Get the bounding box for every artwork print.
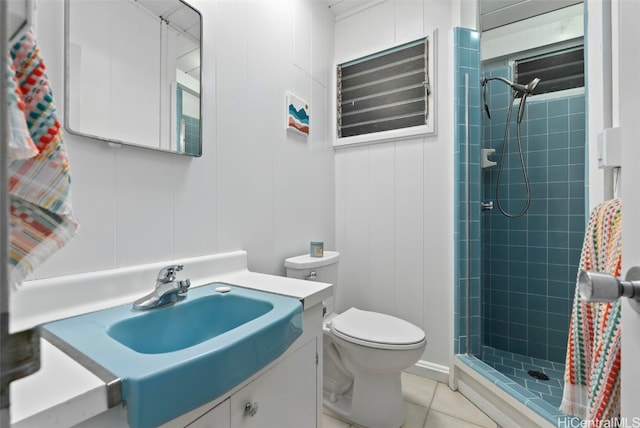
[286,92,309,136]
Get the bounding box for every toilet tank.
[285,251,339,315]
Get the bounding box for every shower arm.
[482,76,529,92]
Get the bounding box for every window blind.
[515,47,584,97]
[337,38,429,138]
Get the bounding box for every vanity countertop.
[9,251,333,427]
[220,270,331,310]
[11,338,108,428]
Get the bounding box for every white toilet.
[285,251,426,428]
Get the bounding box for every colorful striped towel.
[6,60,38,161]
[561,198,621,423]
[7,28,79,289]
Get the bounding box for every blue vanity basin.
[107,293,274,354]
[43,283,303,428]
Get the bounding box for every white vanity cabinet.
[11,252,332,428]
[231,338,316,427]
[64,303,323,428]
[186,399,230,427]
[187,338,317,428]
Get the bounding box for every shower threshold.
[454,353,580,428]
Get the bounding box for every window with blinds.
[515,46,584,97]
[337,38,430,139]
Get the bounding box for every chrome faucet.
[132,265,191,310]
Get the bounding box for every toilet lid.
[330,308,425,350]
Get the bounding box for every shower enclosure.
[453,26,587,426]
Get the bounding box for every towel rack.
[598,126,621,199]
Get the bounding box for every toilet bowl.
[285,252,427,428]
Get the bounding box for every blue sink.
[43,283,303,428]
[107,293,274,354]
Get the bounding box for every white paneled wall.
[30,0,456,372]
[214,0,335,276]
[29,0,335,282]
[334,0,459,368]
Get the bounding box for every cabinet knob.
[244,401,259,417]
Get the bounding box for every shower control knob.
[578,268,640,313]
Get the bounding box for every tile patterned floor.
[322,372,498,428]
[481,346,565,408]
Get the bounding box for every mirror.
[64,0,202,156]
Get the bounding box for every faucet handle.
[177,279,191,294]
[157,264,184,282]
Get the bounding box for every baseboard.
[404,359,449,384]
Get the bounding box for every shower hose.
[494,92,531,218]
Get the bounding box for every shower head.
[524,77,541,94]
[516,78,542,123]
[481,76,542,122]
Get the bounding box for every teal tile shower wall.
[481,66,586,362]
[454,27,482,355]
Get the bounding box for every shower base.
[481,346,564,408]
[454,352,578,427]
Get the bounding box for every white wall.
[29,0,335,280]
[585,0,609,209]
[334,0,460,369]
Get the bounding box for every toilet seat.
[330,308,425,350]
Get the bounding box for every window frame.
[333,30,437,148]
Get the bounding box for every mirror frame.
[62,0,203,157]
